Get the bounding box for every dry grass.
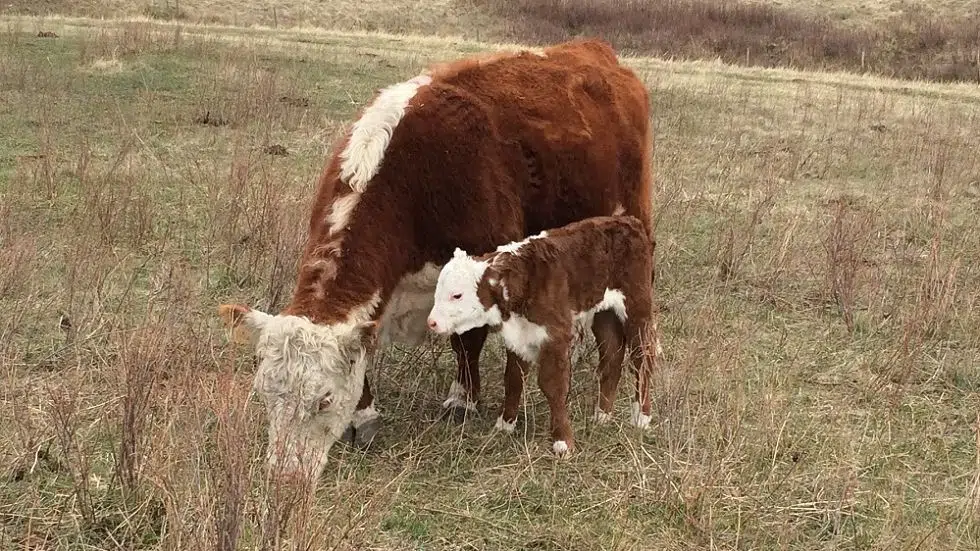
[2,14,980,550]
[0,0,502,38]
[481,0,980,83]
[4,0,980,83]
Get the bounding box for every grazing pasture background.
[1,1,980,550]
[4,0,980,82]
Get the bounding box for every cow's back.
[301,38,655,295]
[427,40,653,238]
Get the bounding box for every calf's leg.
[443,326,488,420]
[536,344,574,456]
[625,320,655,429]
[591,310,626,423]
[495,351,528,433]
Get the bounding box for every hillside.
[3,0,980,82]
[1,11,980,551]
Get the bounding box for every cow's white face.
[218,305,375,484]
[427,248,502,335]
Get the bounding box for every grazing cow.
[426,215,656,456]
[217,38,655,484]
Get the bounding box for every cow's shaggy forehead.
[250,314,358,401]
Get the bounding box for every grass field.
[2,9,980,551]
[4,0,980,83]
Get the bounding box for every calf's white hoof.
[442,382,477,423]
[630,402,652,429]
[592,408,613,425]
[552,440,570,456]
[494,415,516,433]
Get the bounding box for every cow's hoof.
[452,405,470,424]
[340,425,356,445]
[353,418,381,449]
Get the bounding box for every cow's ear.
[218,304,270,345]
[353,320,379,349]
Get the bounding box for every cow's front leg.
[443,326,488,422]
[342,376,381,448]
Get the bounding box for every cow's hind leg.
[443,326,488,422]
[591,309,626,424]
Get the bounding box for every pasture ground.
[1,13,980,551]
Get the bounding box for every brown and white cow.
[218,38,654,484]
[426,216,657,456]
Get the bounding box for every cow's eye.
[318,394,333,412]
[451,293,462,300]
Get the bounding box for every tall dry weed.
[114,321,165,500]
[47,385,97,527]
[822,197,876,333]
[208,357,255,551]
[717,185,777,282]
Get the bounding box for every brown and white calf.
[217,38,655,484]
[426,215,657,456]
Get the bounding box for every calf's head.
[218,304,377,484]
[427,248,503,335]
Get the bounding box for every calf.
[426,215,657,455]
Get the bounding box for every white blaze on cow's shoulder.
[339,74,432,193]
[311,75,432,284]
[325,192,361,237]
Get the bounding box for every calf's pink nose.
[427,318,438,330]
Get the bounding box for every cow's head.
[218,304,377,484]
[427,248,503,335]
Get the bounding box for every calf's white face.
[218,305,375,484]
[427,248,501,335]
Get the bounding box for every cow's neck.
[283,218,414,326]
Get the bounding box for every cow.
[217,38,655,485]
[425,215,657,456]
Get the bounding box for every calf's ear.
[217,303,271,345]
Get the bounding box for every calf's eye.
[318,394,333,411]
[451,293,462,300]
